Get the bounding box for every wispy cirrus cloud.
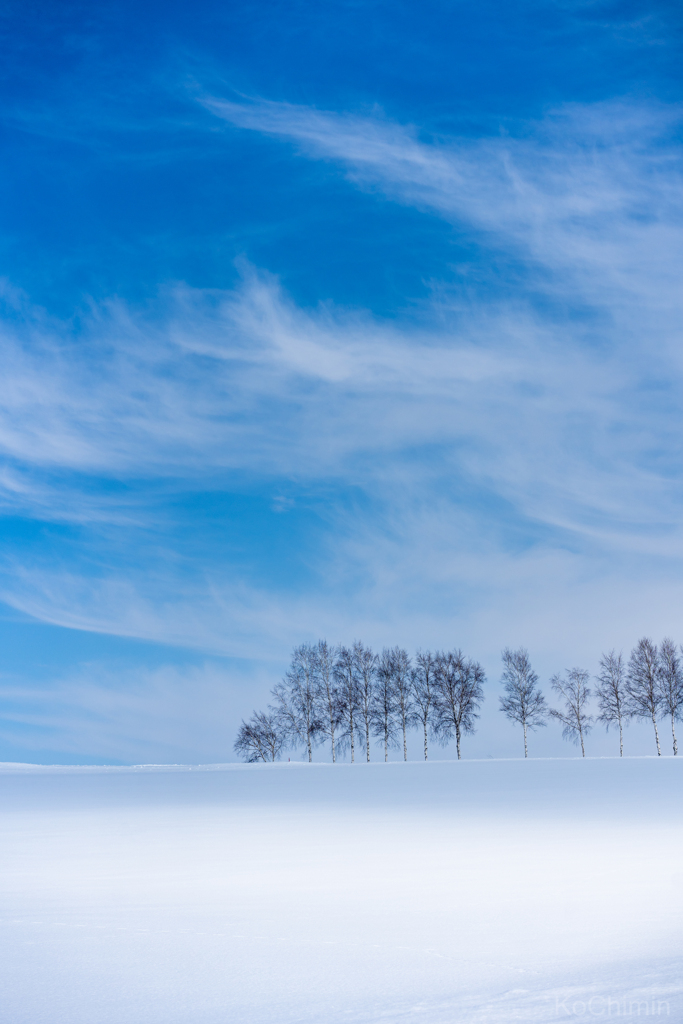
[203,94,683,316]
[0,265,682,663]
[2,95,683,664]
[0,259,679,544]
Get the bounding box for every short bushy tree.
[234,711,284,763]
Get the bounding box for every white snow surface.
[1,757,681,1023]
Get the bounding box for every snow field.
[0,757,681,1023]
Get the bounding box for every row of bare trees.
[235,641,485,763]
[234,637,683,762]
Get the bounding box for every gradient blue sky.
[2,0,683,762]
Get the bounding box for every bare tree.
[234,711,284,763]
[353,641,376,762]
[271,643,321,762]
[434,650,485,759]
[314,639,342,763]
[335,645,361,763]
[411,650,437,760]
[627,637,662,756]
[388,646,413,761]
[595,650,628,757]
[498,647,546,757]
[371,648,399,761]
[549,668,593,756]
[658,638,683,756]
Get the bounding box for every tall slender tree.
[627,637,662,756]
[549,668,593,756]
[371,648,399,761]
[658,638,683,756]
[335,645,360,763]
[388,646,413,761]
[271,643,321,761]
[234,711,284,763]
[595,650,628,757]
[353,641,376,762]
[314,639,342,763]
[411,650,437,760]
[498,647,546,757]
[434,650,485,759]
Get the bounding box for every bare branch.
[595,650,628,756]
[658,638,683,756]
[370,648,400,762]
[314,639,342,763]
[411,650,438,761]
[433,650,485,760]
[353,641,377,762]
[270,643,322,762]
[549,668,593,756]
[626,637,662,756]
[335,645,361,763]
[498,647,546,758]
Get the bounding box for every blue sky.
[2,0,683,762]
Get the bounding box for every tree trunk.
[455,723,461,760]
[672,714,678,756]
[384,725,388,763]
[365,715,370,762]
[423,721,428,761]
[307,733,312,762]
[350,706,355,763]
[331,722,336,764]
[652,713,661,756]
[580,728,585,757]
[523,720,528,759]
[402,717,407,761]
[619,716,623,757]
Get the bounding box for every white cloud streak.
[0,261,679,543]
[203,95,683,310]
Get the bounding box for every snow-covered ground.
[1,757,681,1023]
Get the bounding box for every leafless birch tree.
[371,648,399,761]
[353,641,376,762]
[234,711,284,762]
[411,650,437,760]
[388,646,413,761]
[314,639,342,763]
[434,650,485,759]
[271,643,321,761]
[595,650,628,757]
[335,644,361,763]
[498,647,546,757]
[657,638,683,756]
[627,637,662,755]
[549,668,593,756]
